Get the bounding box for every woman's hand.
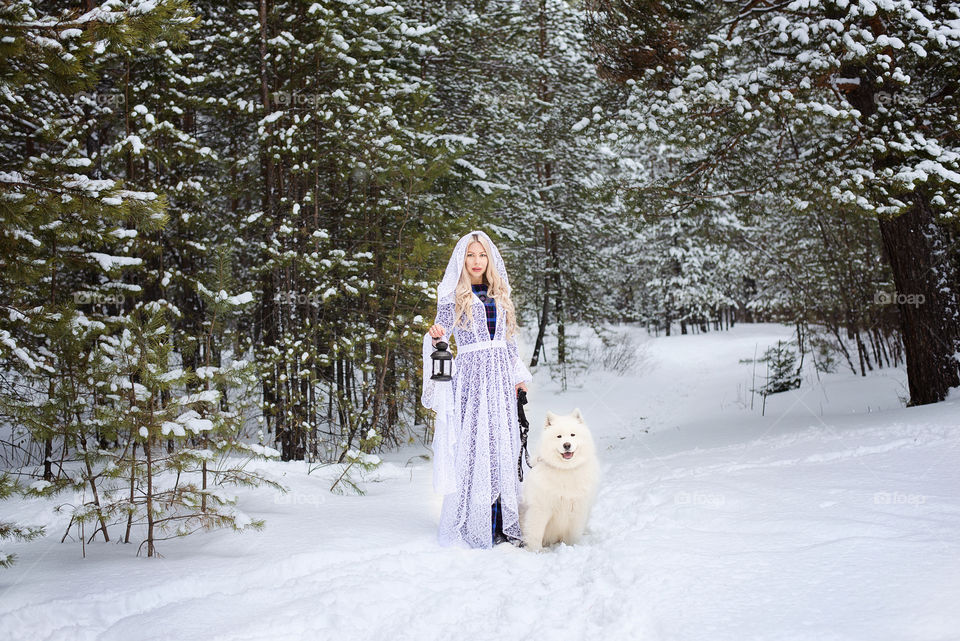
[515,381,528,395]
[429,324,445,343]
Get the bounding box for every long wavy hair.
[452,233,518,340]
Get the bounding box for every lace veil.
[436,230,511,306]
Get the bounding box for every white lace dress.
[421,294,533,549]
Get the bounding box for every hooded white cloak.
[421,230,533,549]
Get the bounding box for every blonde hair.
[453,233,518,340]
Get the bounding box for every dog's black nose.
[563,442,571,450]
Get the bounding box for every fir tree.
[0,473,44,568]
[760,340,803,397]
[588,0,960,405]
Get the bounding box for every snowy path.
[2,324,959,640]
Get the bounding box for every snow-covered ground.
[2,323,959,641]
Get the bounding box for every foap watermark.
[476,92,528,109]
[76,91,124,108]
[873,91,925,107]
[675,491,726,508]
[273,91,323,107]
[73,291,125,305]
[275,291,324,306]
[874,491,926,506]
[875,290,925,307]
[274,491,325,507]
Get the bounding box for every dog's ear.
[572,408,584,423]
[544,410,557,429]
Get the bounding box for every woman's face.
[464,241,488,283]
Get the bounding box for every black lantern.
[430,340,453,381]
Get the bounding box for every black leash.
[516,388,532,481]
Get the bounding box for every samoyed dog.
[520,408,599,552]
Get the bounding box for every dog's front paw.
[524,541,543,553]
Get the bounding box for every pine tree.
[0,0,177,483]
[760,340,803,397]
[0,473,44,568]
[1,1,282,558]
[588,0,960,405]
[412,1,625,390]
[189,0,468,462]
[85,305,278,558]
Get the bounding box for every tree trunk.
[43,437,53,481]
[145,435,154,558]
[549,229,565,368]
[531,283,549,367]
[124,441,136,544]
[531,0,557,372]
[876,193,960,405]
[855,330,869,377]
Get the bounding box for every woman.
[421,230,533,549]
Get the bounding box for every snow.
[160,421,186,437]
[453,158,487,179]
[330,33,349,51]
[401,23,437,37]
[176,410,213,434]
[0,329,38,371]
[177,390,221,405]
[115,190,157,201]
[158,368,184,382]
[0,171,26,183]
[195,367,217,380]
[1,324,958,640]
[129,0,158,16]
[196,282,255,306]
[28,480,51,493]
[87,253,143,272]
[220,291,253,306]
[229,509,253,530]
[247,444,281,458]
[261,111,284,124]
[124,135,144,154]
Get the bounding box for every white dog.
[520,408,599,552]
